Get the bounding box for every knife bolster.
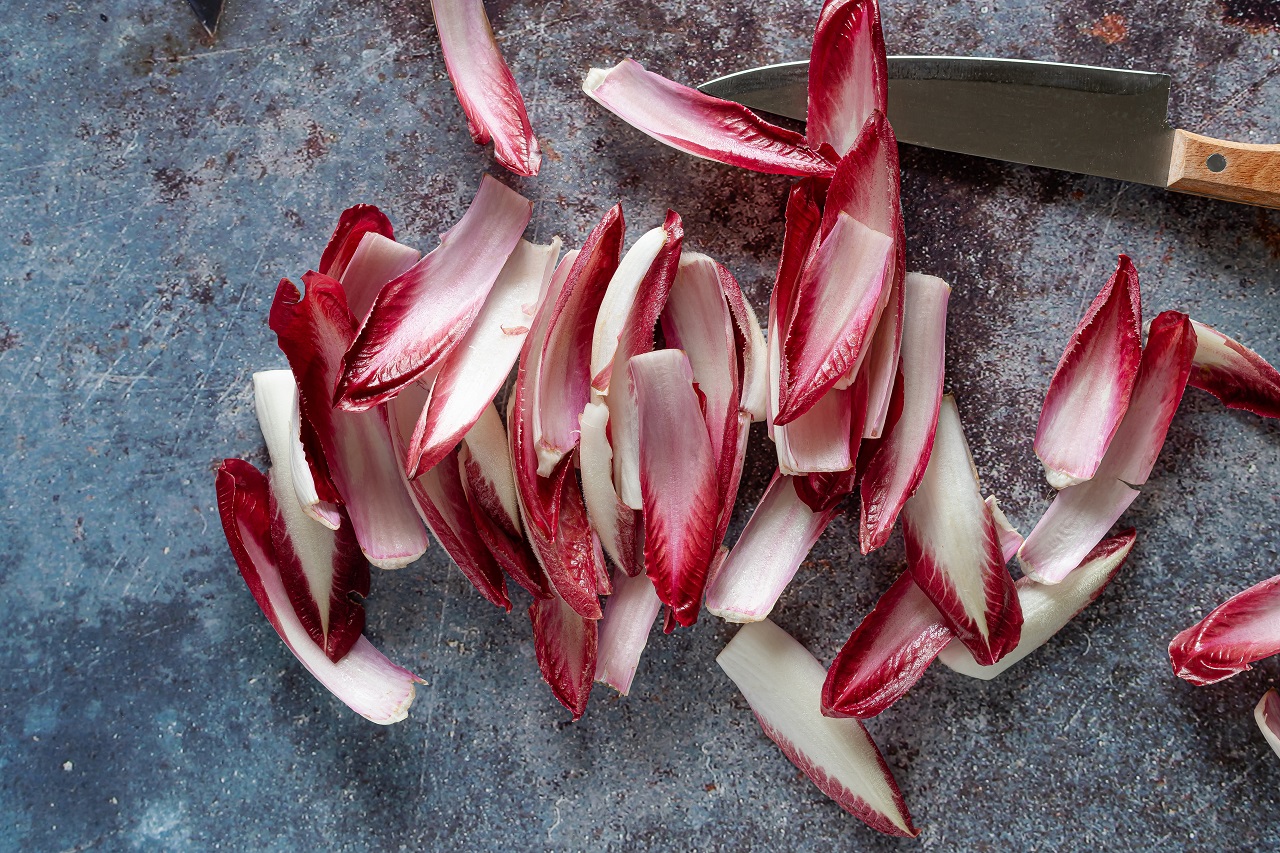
[1167,129,1280,210]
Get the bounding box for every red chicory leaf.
[1016,475,1139,585]
[338,232,422,324]
[705,472,840,623]
[530,589,599,720]
[406,237,561,477]
[822,572,952,719]
[860,273,950,553]
[900,395,1022,667]
[775,212,894,424]
[1034,254,1143,488]
[319,204,395,282]
[216,459,421,724]
[583,59,838,178]
[1255,689,1280,759]
[533,204,624,476]
[941,531,1135,679]
[717,620,918,837]
[254,370,369,662]
[430,0,542,176]
[806,0,889,158]
[579,400,642,577]
[338,176,533,409]
[595,568,663,695]
[1187,319,1280,418]
[269,273,429,570]
[631,349,720,628]
[1170,573,1280,686]
[1096,310,1196,486]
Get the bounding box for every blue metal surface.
[1,0,1278,848]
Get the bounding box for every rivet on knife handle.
[1166,131,1280,210]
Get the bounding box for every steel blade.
[699,57,1176,187]
[186,0,225,35]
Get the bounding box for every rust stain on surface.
[1083,13,1129,44]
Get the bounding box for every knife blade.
[699,58,1279,209]
[186,0,225,36]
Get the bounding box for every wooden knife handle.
[1167,129,1280,209]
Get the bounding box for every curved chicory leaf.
[216,459,421,724]
[406,237,560,478]
[319,204,395,282]
[338,232,422,325]
[807,0,889,158]
[1170,573,1280,686]
[254,370,369,662]
[530,589,598,721]
[430,0,542,177]
[706,472,840,623]
[717,620,918,837]
[269,273,429,570]
[1017,475,1139,585]
[822,572,951,719]
[631,349,720,628]
[900,395,1022,667]
[1035,255,1143,489]
[338,176,533,410]
[860,273,950,553]
[595,568,663,695]
[1187,319,1280,419]
[940,530,1135,679]
[583,59,837,178]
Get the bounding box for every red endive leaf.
[384,382,512,609]
[216,459,421,724]
[525,465,606,621]
[595,567,663,695]
[407,395,546,602]
[606,213,685,509]
[985,495,1024,564]
[775,212,894,425]
[717,620,918,837]
[715,411,754,550]
[941,531,1134,679]
[661,253,739,481]
[860,273,950,553]
[1035,255,1143,488]
[320,204,395,281]
[822,572,951,719]
[534,204,625,476]
[430,0,541,177]
[1255,689,1280,759]
[706,472,839,623]
[775,385,856,475]
[338,232,422,324]
[286,379,341,530]
[406,237,561,477]
[269,274,429,570]
[579,400,642,577]
[631,349,720,628]
[460,439,550,600]
[901,395,1022,666]
[511,250,580,539]
[530,589,598,720]
[338,176,533,409]
[794,374,869,513]
[254,370,369,662]
[1188,319,1280,418]
[1096,310,1196,485]
[807,0,888,158]
[720,265,770,422]
[591,220,676,392]
[1016,475,1139,584]
[1170,574,1280,686]
[583,59,837,178]
[414,445,513,611]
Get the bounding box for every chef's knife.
[186,0,225,36]
[699,58,1280,209]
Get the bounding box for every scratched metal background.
[2,0,1279,848]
